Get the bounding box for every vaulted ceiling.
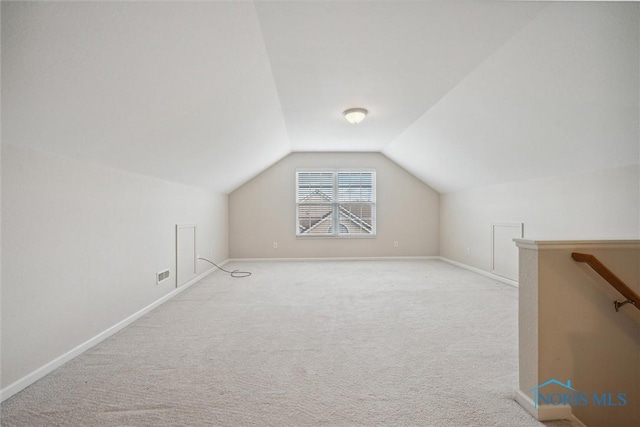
[2,1,638,194]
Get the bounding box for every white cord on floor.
[197,257,252,278]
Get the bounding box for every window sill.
[296,234,377,239]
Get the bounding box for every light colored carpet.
[1,260,580,426]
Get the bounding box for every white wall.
[229,152,439,258]
[440,165,640,273]
[1,144,229,388]
[0,127,3,392]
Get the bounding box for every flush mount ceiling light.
[343,108,368,124]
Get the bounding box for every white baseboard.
[516,389,539,419]
[438,257,518,287]
[0,257,513,402]
[0,261,227,402]
[516,389,573,421]
[228,256,518,288]
[228,256,439,262]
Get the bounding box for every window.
[296,170,376,237]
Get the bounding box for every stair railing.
[571,252,640,312]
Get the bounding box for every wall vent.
[156,269,170,284]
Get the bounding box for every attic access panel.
[176,224,197,287]
[492,223,524,281]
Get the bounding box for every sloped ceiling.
[2,1,638,194]
[383,1,640,193]
[2,1,290,193]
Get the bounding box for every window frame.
[295,168,376,238]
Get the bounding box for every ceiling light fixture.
[343,108,368,124]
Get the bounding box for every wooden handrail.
[571,252,640,311]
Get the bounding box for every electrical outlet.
[466,247,471,255]
[394,241,399,247]
[273,242,278,249]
